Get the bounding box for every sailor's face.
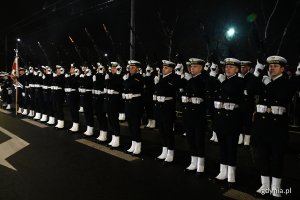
[269,64,284,77]
[225,65,239,77]
[240,65,250,75]
[19,70,25,75]
[162,65,173,75]
[111,66,117,74]
[190,64,203,75]
[56,68,61,75]
[70,67,75,74]
[129,65,138,75]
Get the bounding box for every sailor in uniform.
[182,58,208,175]
[213,58,244,187]
[123,60,144,155]
[252,56,300,198]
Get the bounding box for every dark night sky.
[0,0,300,71]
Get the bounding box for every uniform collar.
[163,72,172,78]
[226,74,237,79]
[271,73,283,81]
[192,72,201,78]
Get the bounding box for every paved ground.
[0,108,299,200]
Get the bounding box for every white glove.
[184,72,192,80]
[53,73,57,77]
[42,75,45,79]
[209,70,217,77]
[80,74,84,78]
[105,74,110,80]
[7,89,12,95]
[122,93,126,99]
[175,64,183,75]
[22,92,25,97]
[238,73,244,78]
[123,73,129,80]
[254,60,265,77]
[34,71,37,76]
[209,63,219,77]
[154,76,160,85]
[218,74,226,83]
[262,75,271,85]
[296,62,300,76]
[65,74,70,78]
[93,75,96,82]
[204,62,210,71]
[142,73,146,77]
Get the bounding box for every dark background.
[0,0,299,70]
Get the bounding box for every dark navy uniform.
[44,70,54,123]
[105,71,123,142]
[252,56,300,198]
[82,69,94,135]
[144,67,156,127]
[17,71,26,111]
[154,60,182,163]
[52,72,65,123]
[213,58,244,185]
[214,75,244,166]
[182,72,207,171]
[239,68,256,145]
[1,75,12,108]
[94,71,108,134]
[66,73,80,125]
[28,70,35,116]
[123,62,144,154]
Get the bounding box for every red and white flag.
[10,56,19,80]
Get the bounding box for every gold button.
[264,99,267,101]
[274,118,277,121]
[262,116,265,119]
[226,114,229,116]
[218,112,220,114]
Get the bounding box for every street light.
[225,27,236,41]
[16,38,21,56]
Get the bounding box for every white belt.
[181,96,204,104]
[34,84,41,88]
[25,86,30,89]
[256,104,286,115]
[56,86,62,90]
[94,90,106,95]
[124,93,141,100]
[153,94,157,101]
[29,84,34,88]
[51,86,62,90]
[156,96,173,102]
[65,88,70,93]
[85,89,92,92]
[214,101,239,110]
[64,88,74,93]
[107,89,119,95]
[181,96,190,103]
[42,86,48,90]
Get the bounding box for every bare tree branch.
[264,0,280,40]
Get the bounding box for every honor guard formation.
[1,56,300,199]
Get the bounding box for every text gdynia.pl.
[261,188,292,195]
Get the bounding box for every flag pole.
[15,42,19,115]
